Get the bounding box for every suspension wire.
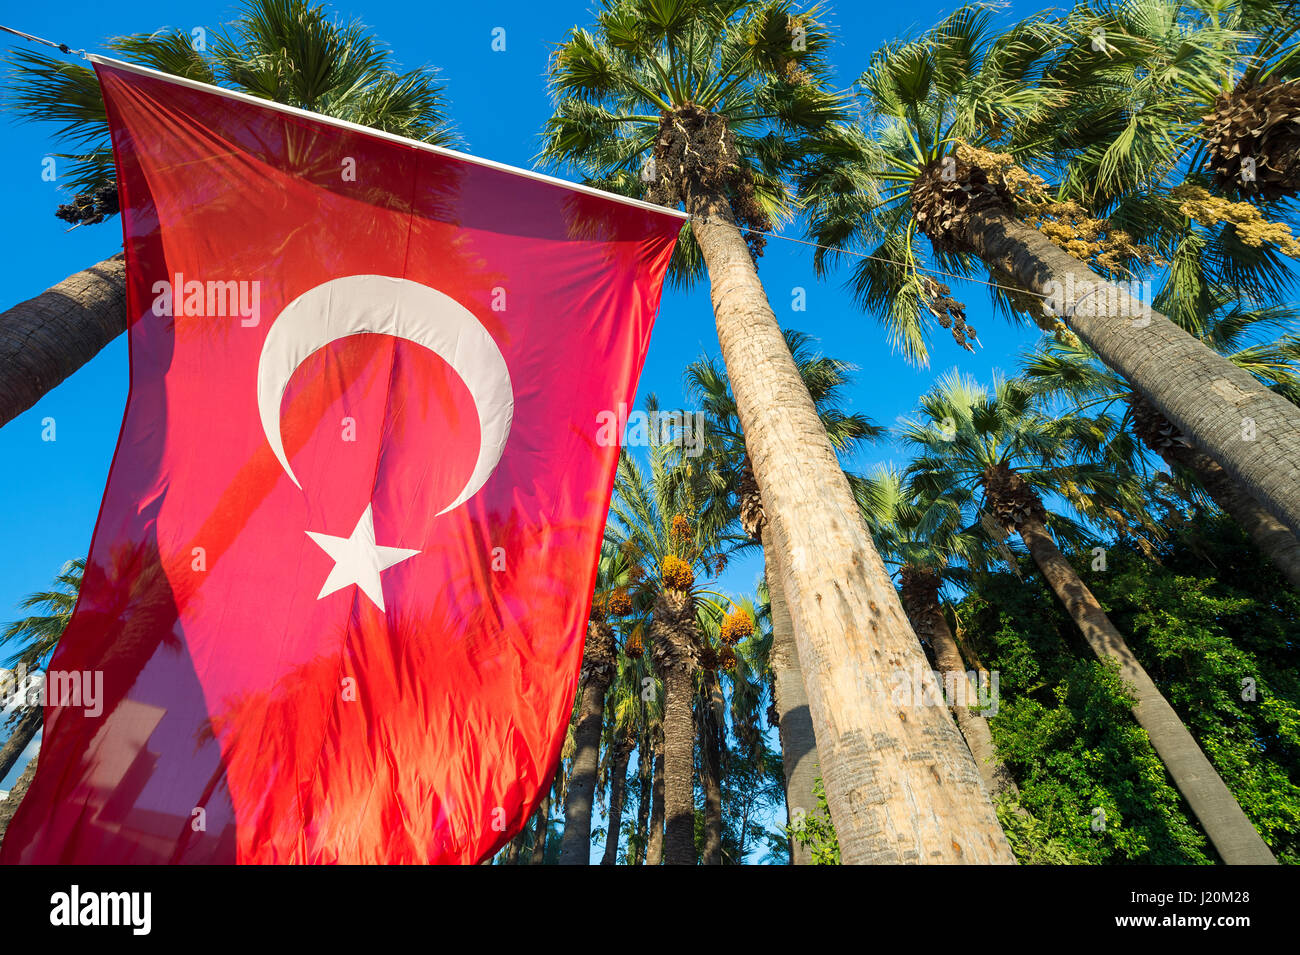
[2,23,1057,306]
[0,24,87,58]
[697,216,1054,301]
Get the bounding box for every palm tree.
[528,768,564,865]
[594,613,662,864]
[607,435,726,864]
[684,329,882,863]
[1199,6,1300,202]
[558,546,631,864]
[625,726,656,864]
[542,0,1014,862]
[855,470,1020,803]
[1050,0,1300,205]
[1031,1,1299,335]
[609,421,772,865]
[902,372,1277,864]
[645,727,666,864]
[695,611,728,865]
[0,0,456,429]
[0,558,82,845]
[691,594,765,863]
[722,593,792,862]
[801,3,1300,539]
[1022,289,1300,588]
[596,724,636,865]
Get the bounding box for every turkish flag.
[1,59,679,864]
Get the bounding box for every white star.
[305,504,420,612]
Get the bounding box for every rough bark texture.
[0,754,37,851]
[0,707,41,783]
[1014,517,1276,864]
[744,464,819,863]
[0,255,127,428]
[899,568,1019,804]
[646,745,665,865]
[558,620,616,864]
[965,208,1300,537]
[762,537,819,865]
[691,202,1013,864]
[650,588,699,865]
[737,462,765,539]
[599,736,633,866]
[699,676,724,865]
[1130,396,1300,590]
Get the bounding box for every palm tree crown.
[799,4,1070,362]
[540,0,844,282]
[1,558,84,672]
[900,371,1148,549]
[6,0,458,204]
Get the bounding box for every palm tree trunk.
[0,255,127,429]
[652,589,698,865]
[529,781,554,866]
[599,738,632,865]
[0,707,41,783]
[556,673,608,864]
[631,737,653,865]
[502,832,523,865]
[1158,440,1300,590]
[1015,515,1276,864]
[762,539,819,865]
[0,753,37,849]
[646,745,665,865]
[699,680,723,865]
[558,621,615,865]
[690,202,1013,864]
[898,570,1019,803]
[966,208,1300,536]
[931,614,1020,804]
[1128,396,1300,588]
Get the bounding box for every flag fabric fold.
[1,58,679,864]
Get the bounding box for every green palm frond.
[802,0,1300,365]
[800,3,1070,365]
[2,558,85,671]
[541,0,846,283]
[681,326,881,547]
[4,0,457,203]
[898,370,1155,551]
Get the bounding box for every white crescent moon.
[256,274,513,515]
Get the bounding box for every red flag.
[2,58,679,864]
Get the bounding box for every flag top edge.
[89,53,691,224]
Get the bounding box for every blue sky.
[0,1,1049,823]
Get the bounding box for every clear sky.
[0,1,1049,819]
